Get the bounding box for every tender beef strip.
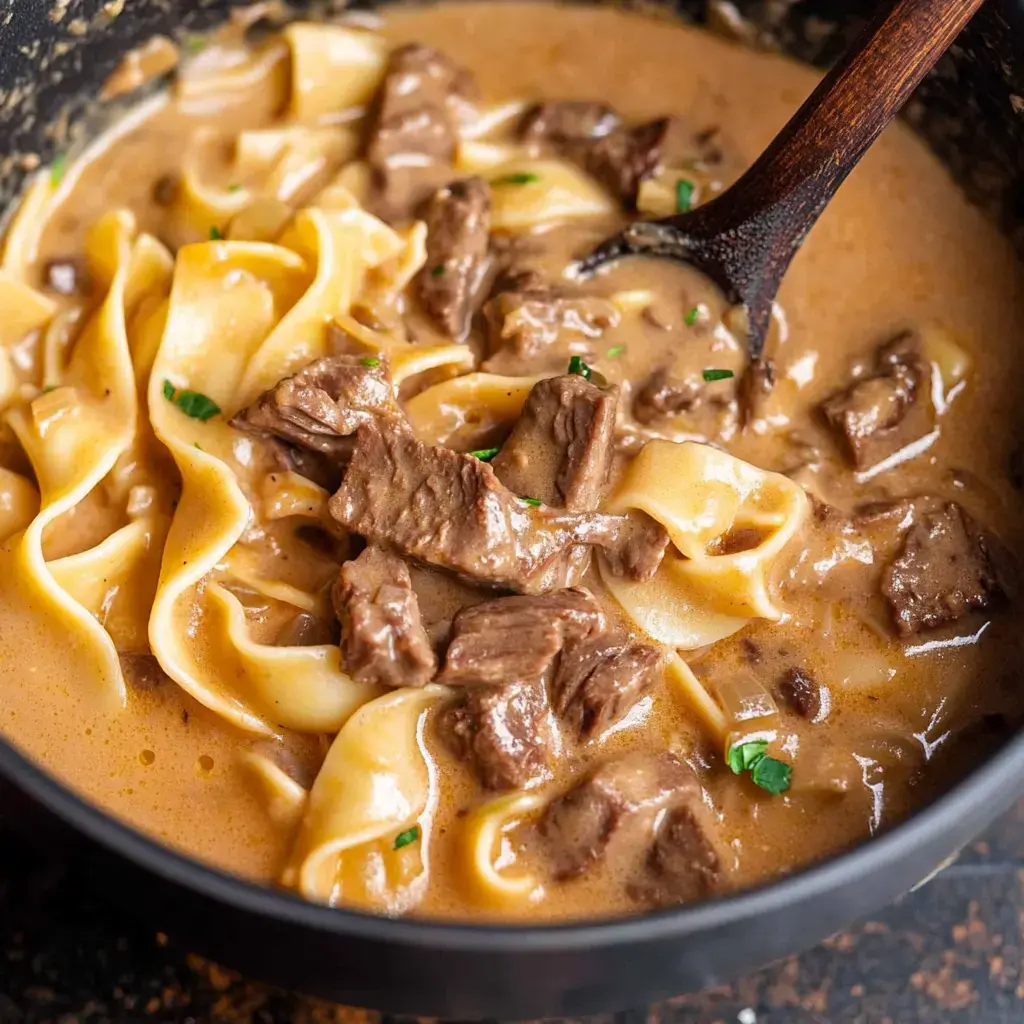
[493,375,618,587]
[366,44,476,221]
[231,354,402,461]
[776,666,823,720]
[493,375,617,510]
[539,752,696,879]
[517,100,622,146]
[882,502,1010,636]
[632,367,702,425]
[416,177,491,340]
[552,633,663,740]
[483,270,618,374]
[436,681,550,790]
[263,437,340,492]
[820,331,934,471]
[630,802,723,907]
[329,423,669,593]
[332,546,437,689]
[440,588,604,687]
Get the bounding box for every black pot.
[2,1,1024,1018]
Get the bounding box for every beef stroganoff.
[0,1,1022,921]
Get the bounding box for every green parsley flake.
[184,35,207,55]
[727,739,768,775]
[685,305,701,327]
[751,755,792,795]
[521,496,542,507]
[394,825,420,850]
[359,356,381,368]
[40,384,57,394]
[676,178,695,213]
[470,447,501,462]
[209,226,224,241]
[50,154,67,188]
[491,172,540,187]
[567,355,593,380]
[606,345,627,359]
[227,184,242,193]
[702,368,735,382]
[430,265,446,277]
[162,380,221,422]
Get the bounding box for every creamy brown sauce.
[0,1,1022,922]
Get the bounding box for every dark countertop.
[3,801,1024,1023]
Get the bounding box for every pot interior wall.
[2,0,1023,244]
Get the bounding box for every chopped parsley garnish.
[184,35,207,55]
[491,172,540,186]
[359,356,381,368]
[727,739,768,775]
[702,368,735,382]
[209,226,224,241]
[726,739,791,795]
[607,344,626,358]
[675,178,695,213]
[40,384,57,394]
[50,154,67,188]
[567,355,593,380]
[470,447,501,462]
[394,825,420,850]
[430,264,446,277]
[685,305,701,327]
[162,380,221,422]
[751,756,792,795]
[520,496,543,507]
[227,183,242,193]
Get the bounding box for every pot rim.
[1,723,1021,952]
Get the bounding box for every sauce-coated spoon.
[575,0,988,364]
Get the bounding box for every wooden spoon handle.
[721,0,986,229]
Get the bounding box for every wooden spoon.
[574,0,987,367]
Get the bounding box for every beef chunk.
[882,502,1010,635]
[630,803,723,907]
[436,681,550,790]
[329,423,669,593]
[518,100,621,146]
[632,367,701,425]
[439,588,605,687]
[416,177,491,340]
[492,375,618,587]
[231,355,401,460]
[483,270,618,374]
[776,666,823,720]
[492,375,617,511]
[552,634,662,739]
[366,44,475,221]
[332,546,437,688]
[597,511,672,581]
[820,331,934,471]
[539,752,696,879]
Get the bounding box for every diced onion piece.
[919,323,971,394]
[830,647,896,692]
[610,289,656,314]
[241,752,309,830]
[715,673,779,726]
